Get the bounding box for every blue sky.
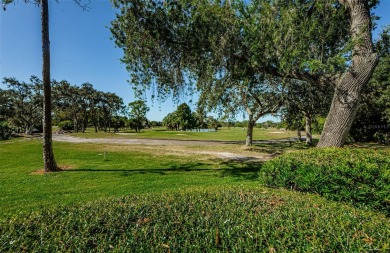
[1,0,389,121]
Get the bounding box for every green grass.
[70,127,298,141]
[1,140,389,251]
[0,140,261,219]
[1,187,389,252]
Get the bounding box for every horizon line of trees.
[162,103,222,132]
[1,62,389,144]
[0,76,141,135]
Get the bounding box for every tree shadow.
[218,159,263,181]
[63,162,219,176]
[62,158,264,182]
[249,140,315,155]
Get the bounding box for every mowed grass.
[0,140,261,219]
[1,140,389,251]
[2,188,389,252]
[70,127,298,141]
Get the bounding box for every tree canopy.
[2,76,43,135]
[111,0,351,95]
[111,0,380,147]
[128,100,149,132]
[350,27,390,143]
[162,103,196,131]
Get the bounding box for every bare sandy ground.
[53,134,230,146]
[52,134,290,161]
[52,134,299,146]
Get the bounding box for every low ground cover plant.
[0,188,388,252]
[261,148,390,215]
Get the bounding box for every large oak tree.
[111,0,380,147]
[2,76,43,135]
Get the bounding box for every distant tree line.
[0,76,173,137]
[0,77,150,136]
[51,80,126,133]
[162,103,221,131]
[1,51,388,144]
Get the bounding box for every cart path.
[53,134,232,146]
[52,134,298,161]
[53,134,299,146]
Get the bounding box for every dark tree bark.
[297,128,302,142]
[246,117,255,146]
[317,0,379,147]
[26,124,34,135]
[93,121,98,133]
[305,114,312,146]
[73,117,78,133]
[41,0,59,172]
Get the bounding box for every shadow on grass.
[219,159,263,181]
[250,140,315,155]
[63,159,263,181]
[64,162,210,175]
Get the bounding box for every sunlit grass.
[0,140,261,219]
[1,139,389,251]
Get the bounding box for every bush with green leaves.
[0,188,389,252]
[0,121,13,140]
[58,120,73,131]
[261,148,390,215]
[373,131,390,144]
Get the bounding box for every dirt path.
[53,134,232,146]
[52,134,281,161]
[53,134,299,146]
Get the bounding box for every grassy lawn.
[70,127,299,141]
[1,139,388,251]
[0,140,262,219]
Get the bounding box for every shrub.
[58,120,73,131]
[373,131,390,144]
[0,188,388,252]
[261,148,390,215]
[0,121,13,140]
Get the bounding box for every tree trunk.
[317,0,378,147]
[81,117,85,133]
[26,124,34,135]
[305,115,312,146]
[41,0,59,172]
[92,116,98,133]
[297,128,302,142]
[245,117,255,146]
[73,117,78,133]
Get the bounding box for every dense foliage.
[52,80,125,133]
[1,77,126,135]
[162,103,223,131]
[0,121,13,140]
[57,120,74,131]
[282,80,332,145]
[2,76,43,135]
[162,103,197,130]
[1,188,388,252]
[350,28,390,143]
[261,148,390,215]
[111,0,380,147]
[110,0,350,96]
[128,100,149,132]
